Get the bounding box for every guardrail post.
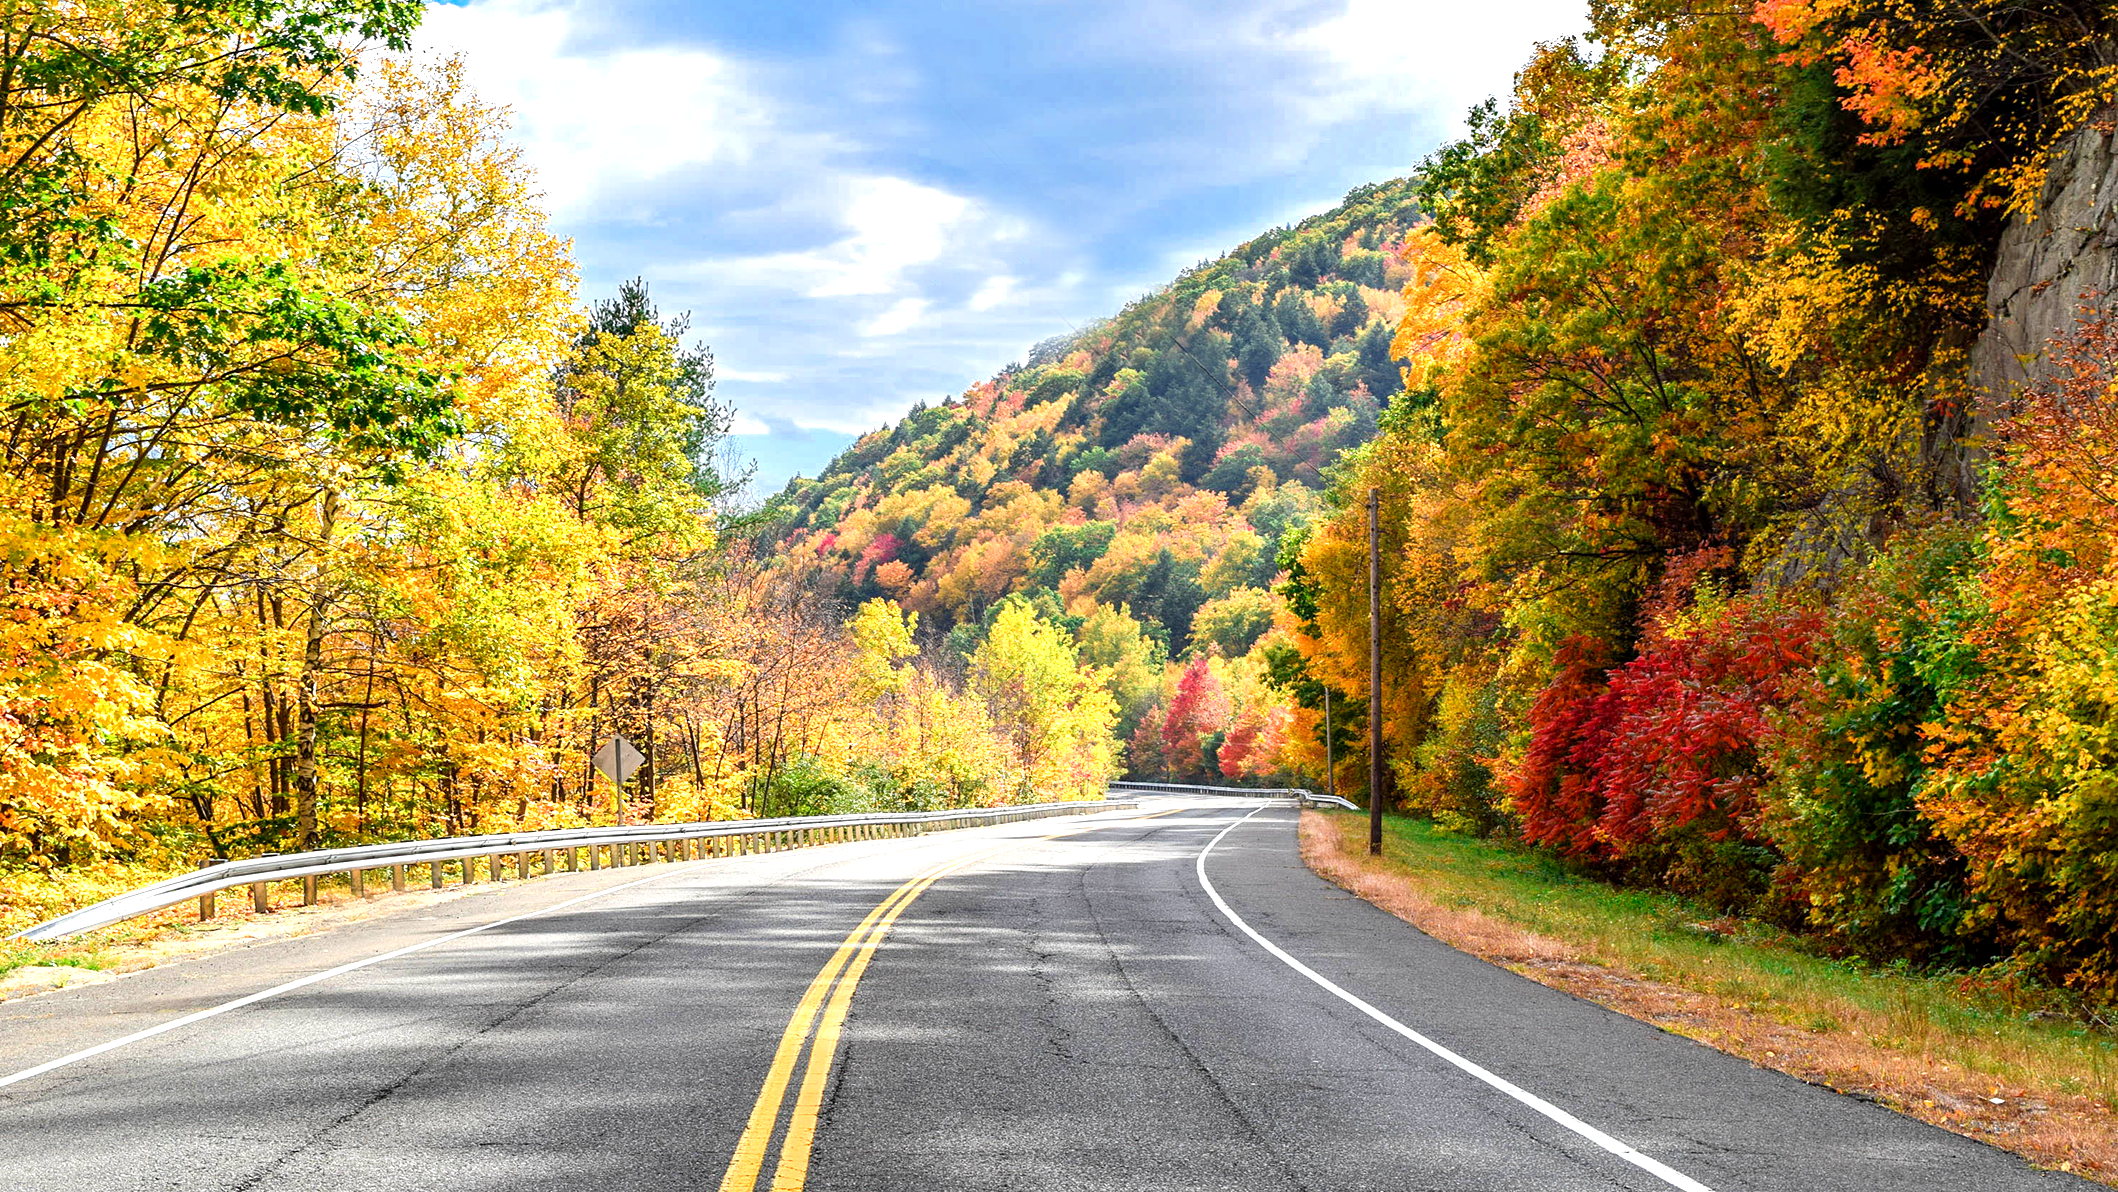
[351,868,365,898]
[252,880,268,913]
[303,875,318,905]
[430,861,444,889]
[463,856,478,884]
[517,850,530,877]
[392,863,406,893]
[197,858,222,921]
[588,845,600,870]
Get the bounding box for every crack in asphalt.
[1080,816,1315,1192]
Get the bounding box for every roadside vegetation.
[1306,810,2118,1183]
[0,1,1120,936]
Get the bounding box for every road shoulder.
[1299,808,2115,1186]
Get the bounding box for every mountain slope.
[766,179,1421,658]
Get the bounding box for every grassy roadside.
[1302,809,2118,1184]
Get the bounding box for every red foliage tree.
[1507,574,1822,881]
[1160,657,1227,781]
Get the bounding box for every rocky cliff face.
[1972,111,2118,402]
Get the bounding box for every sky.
[416,0,1589,497]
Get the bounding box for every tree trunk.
[293,489,339,848]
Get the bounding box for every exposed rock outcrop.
[1972,111,2118,402]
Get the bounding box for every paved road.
[0,801,2088,1191]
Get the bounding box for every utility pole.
[1323,687,1335,800]
[1368,487,1384,856]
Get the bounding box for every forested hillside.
[763,181,1423,780]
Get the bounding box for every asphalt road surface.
[0,799,2090,1191]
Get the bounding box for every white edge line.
[1,804,1147,1094]
[1194,806,1718,1192]
[0,859,766,1093]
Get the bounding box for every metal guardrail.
[1298,792,1362,812]
[13,800,1133,943]
[1110,780,1361,812]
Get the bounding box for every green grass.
[0,941,115,980]
[1338,811,2118,1113]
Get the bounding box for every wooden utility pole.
[1323,687,1335,800]
[1368,487,1384,856]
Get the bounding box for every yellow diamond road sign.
[592,735,645,786]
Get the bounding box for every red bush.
[1508,595,1821,863]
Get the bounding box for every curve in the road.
[1197,803,1716,1192]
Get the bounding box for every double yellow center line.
[716,808,1184,1192]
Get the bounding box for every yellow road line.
[715,870,931,1191]
[769,854,986,1190]
[720,806,1190,1192]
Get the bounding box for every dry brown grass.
[1302,810,2118,1184]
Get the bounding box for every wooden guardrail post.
[252,880,269,913]
[351,868,365,898]
[431,861,444,889]
[392,863,406,893]
[302,875,318,905]
[197,858,222,921]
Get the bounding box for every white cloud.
[806,177,975,298]
[415,0,777,216]
[968,275,1015,311]
[860,297,928,338]
[728,411,772,436]
[718,368,790,383]
[677,174,1016,307]
[1285,0,1589,125]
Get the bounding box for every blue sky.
[417,0,1588,496]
